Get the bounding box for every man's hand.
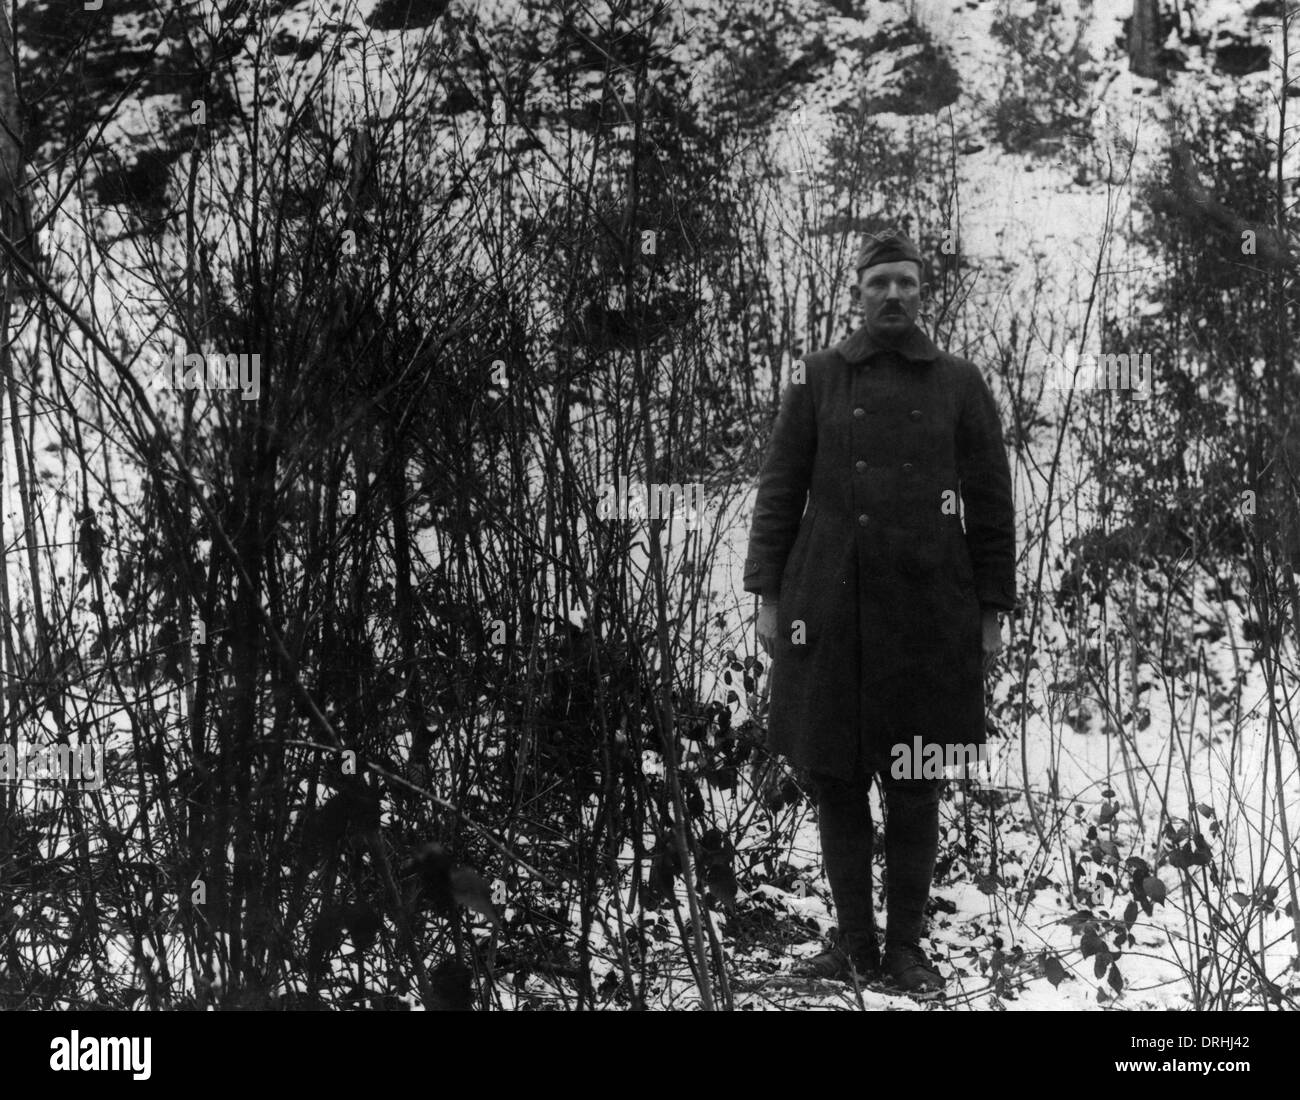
[981,609,1004,674]
[757,598,779,657]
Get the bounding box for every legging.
[808,765,941,953]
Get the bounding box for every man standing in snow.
[745,228,1016,993]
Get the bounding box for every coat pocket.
[947,523,976,589]
[780,504,818,587]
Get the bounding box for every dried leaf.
[450,866,500,928]
[1124,856,1151,879]
[428,959,473,1011]
[342,902,380,950]
[705,865,738,909]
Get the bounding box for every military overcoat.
[743,323,1016,780]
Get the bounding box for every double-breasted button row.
[854,460,913,473]
[854,406,921,419]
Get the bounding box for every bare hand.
[981,609,1004,674]
[757,600,778,657]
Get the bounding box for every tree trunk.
[0,9,34,286]
[1129,0,1165,80]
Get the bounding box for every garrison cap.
[854,228,924,273]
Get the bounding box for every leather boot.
[793,931,881,982]
[884,941,945,993]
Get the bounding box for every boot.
[880,773,941,986]
[883,941,945,993]
[806,769,879,982]
[793,932,881,982]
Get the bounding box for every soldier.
[745,228,1016,993]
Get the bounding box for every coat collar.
[833,322,939,366]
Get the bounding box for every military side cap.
[854,228,923,273]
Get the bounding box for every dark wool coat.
[743,323,1016,780]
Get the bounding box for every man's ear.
[848,282,861,303]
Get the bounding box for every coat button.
[858,514,869,527]
[855,460,867,473]
[902,462,914,472]
[853,407,866,419]
[909,409,922,421]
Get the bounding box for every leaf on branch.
[1042,953,1067,988]
[1062,909,1096,932]
[1080,926,1105,959]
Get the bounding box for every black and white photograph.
[0,0,1294,1073]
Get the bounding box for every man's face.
[851,260,926,338]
